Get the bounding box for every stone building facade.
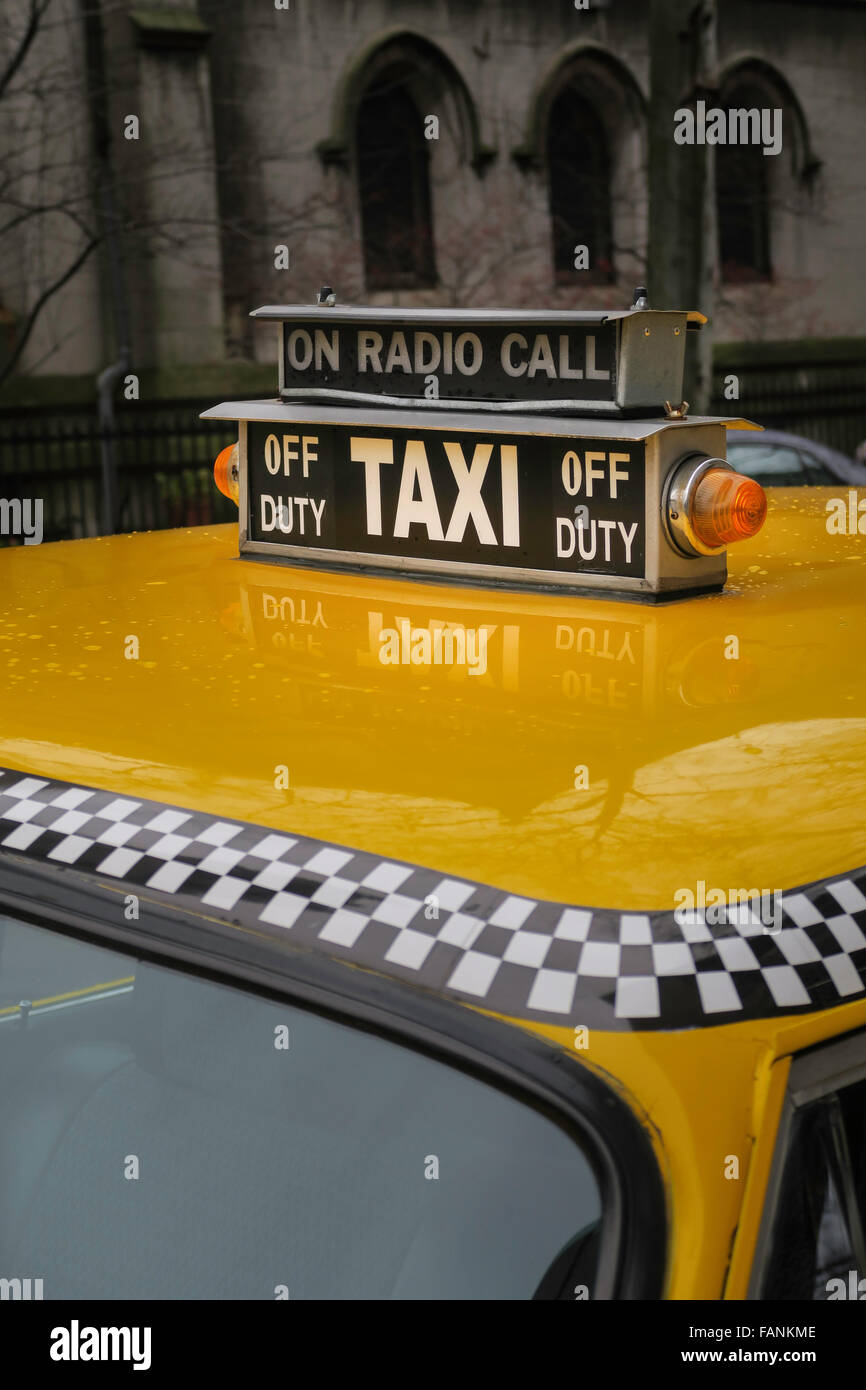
[2,0,864,387]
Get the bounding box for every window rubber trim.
[0,851,666,1301]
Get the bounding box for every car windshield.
[0,912,603,1300]
[727,441,837,486]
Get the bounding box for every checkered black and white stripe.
[1,766,865,1031]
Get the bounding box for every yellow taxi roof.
[1,487,863,910]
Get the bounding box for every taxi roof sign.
[251,300,704,416]
[204,297,763,602]
[201,401,758,601]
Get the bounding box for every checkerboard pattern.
[1,766,865,1031]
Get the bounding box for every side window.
[799,453,838,486]
[757,1041,866,1300]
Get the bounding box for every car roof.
[1,491,864,917]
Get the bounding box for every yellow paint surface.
[1,489,863,908]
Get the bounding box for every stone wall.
[1,0,864,382]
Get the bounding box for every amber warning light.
[665,455,767,557]
[214,442,239,505]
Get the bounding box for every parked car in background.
[726,429,866,487]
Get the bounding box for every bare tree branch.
[0,234,100,389]
[0,0,54,102]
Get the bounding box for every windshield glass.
[0,913,603,1300]
[727,443,811,485]
[726,441,838,486]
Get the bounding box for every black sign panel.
[280,320,617,405]
[246,421,645,581]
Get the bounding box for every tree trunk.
[648,0,718,411]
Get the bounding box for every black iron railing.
[0,401,238,543]
[710,344,866,457]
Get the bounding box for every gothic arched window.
[357,77,436,290]
[716,82,772,282]
[547,84,614,284]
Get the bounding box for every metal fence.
[0,401,238,543]
[710,347,866,458]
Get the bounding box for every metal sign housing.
[200,399,736,600]
[250,304,702,415]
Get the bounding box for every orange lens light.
[214,442,240,505]
[690,467,767,550]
